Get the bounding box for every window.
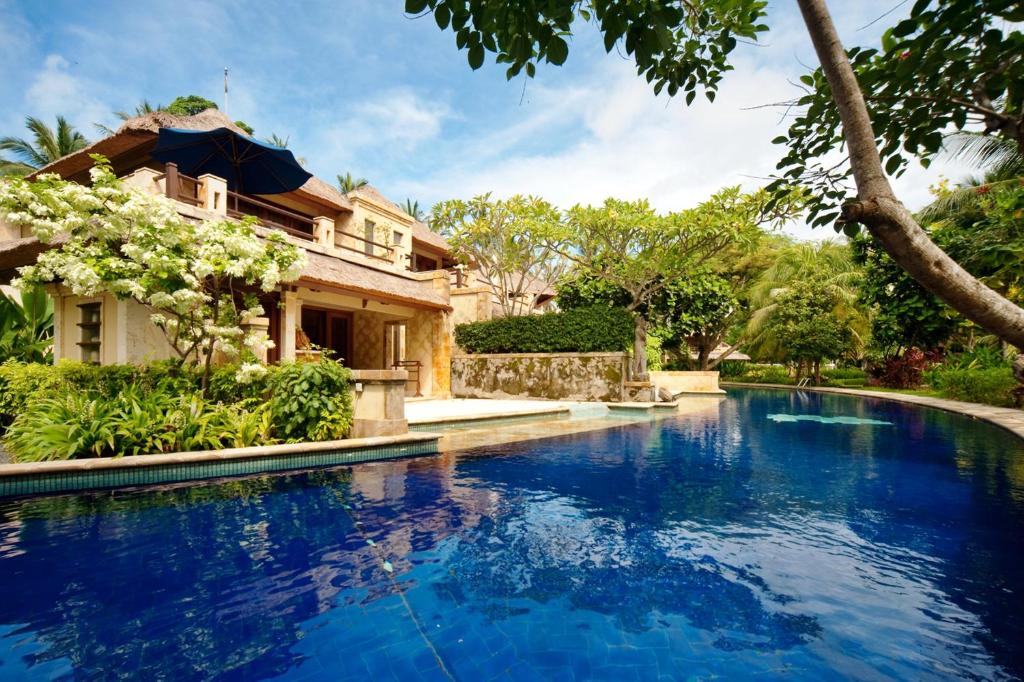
[77,302,101,363]
[363,219,375,256]
[393,229,403,246]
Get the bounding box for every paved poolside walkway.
[405,398,577,425]
[723,382,1024,441]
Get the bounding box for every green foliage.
[556,271,632,310]
[455,306,634,354]
[770,1,1024,228]
[851,234,957,356]
[0,287,53,363]
[727,363,793,385]
[268,359,354,442]
[0,115,88,170]
[337,172,368,193]
[0,358,355,461]
[234,120,255,135]
[405,0,768,102]
[165,95,219,116]
[433,193,564,317]
[4,391,276,462]
[764,281,855,366]
[927,366,1018,408]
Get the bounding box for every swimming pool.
[1,388,1022,680]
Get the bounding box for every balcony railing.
[159,162,398,262]
[226,190,315,241]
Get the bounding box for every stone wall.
[452,352,628,402]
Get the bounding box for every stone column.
[241,316,271,363]
[198,174,228,215]
[281,290,302,361]
[313,216,335,248]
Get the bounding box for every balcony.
[154,162,395,266]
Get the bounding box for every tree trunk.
[632,314,648,381]
[796,0,1024,349]
[697,343,712,371]
[813,359,821,386]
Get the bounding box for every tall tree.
[402,198,425,221]
[548,187,799,379]
[743,240,869,360]
[763,280,855,384]
[0,116,88,170]
[405,0,1024,353]
[337,172,368,193]
[165,95,219,117]
[433,193,565,317]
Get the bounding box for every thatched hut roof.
[30,109,352,213]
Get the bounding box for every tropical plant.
[548,187,801,379]
[0,287,54,363]
[0,115,88,170]
[406,0,1024,362]
[165,95,219,117]
[744,241,869,361]
[763,280,856,383]
[0,156,306,392]
[433,193,566,317]
[95,100,167,136]
[267,359,354,442]
[402,198,425,221]
[337,172,368,193]
[265,134,290,148]
[918,134,1024,224]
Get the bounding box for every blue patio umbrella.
[150,127,312,195]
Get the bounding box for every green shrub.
[928,366,1018,407]
[455,306,634,354]
[268,359,354,442]
[716,360,748,378]
[822,367,867,381]
[4,389,278,462]
[0,360,199,428]
[728,364,794,385]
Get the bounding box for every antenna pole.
[223,67,229,114]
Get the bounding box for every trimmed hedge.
[928,366,1018,407]
[455,306,634,354]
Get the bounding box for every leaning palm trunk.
[797,0,1024,352]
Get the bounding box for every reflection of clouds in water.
[654,516,1001,678]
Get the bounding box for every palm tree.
[337,172,368,193]
[402,198,425,221]
[0,116,89,169]
[264,134,290,148]
[743,240,869,361]
[918,133,1024,224]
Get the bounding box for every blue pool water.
[1,388,1023,681]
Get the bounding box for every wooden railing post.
[164,162,179,200]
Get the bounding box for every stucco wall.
[649,371,725,395]
[452,352,628,402]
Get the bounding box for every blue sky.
[0,0,968,238]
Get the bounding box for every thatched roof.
[30,109,352,213]
[412,221,449,253]
[0,235,66,284]
[690,344,750,361]
[300,249,449,310]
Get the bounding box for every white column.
[281,290,302,361]
[115,298,129,364]
[313,217,335,248]
[198,174,228,215]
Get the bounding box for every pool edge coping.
[0,432,441,478]
[722,382,1024,441]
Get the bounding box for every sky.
[0,0,971,239]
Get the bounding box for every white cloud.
[24,54,112,132]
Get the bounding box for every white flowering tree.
[0,155,306,391]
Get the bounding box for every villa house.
[0,110,461,399]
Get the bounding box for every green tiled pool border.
[0,435,440,499]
